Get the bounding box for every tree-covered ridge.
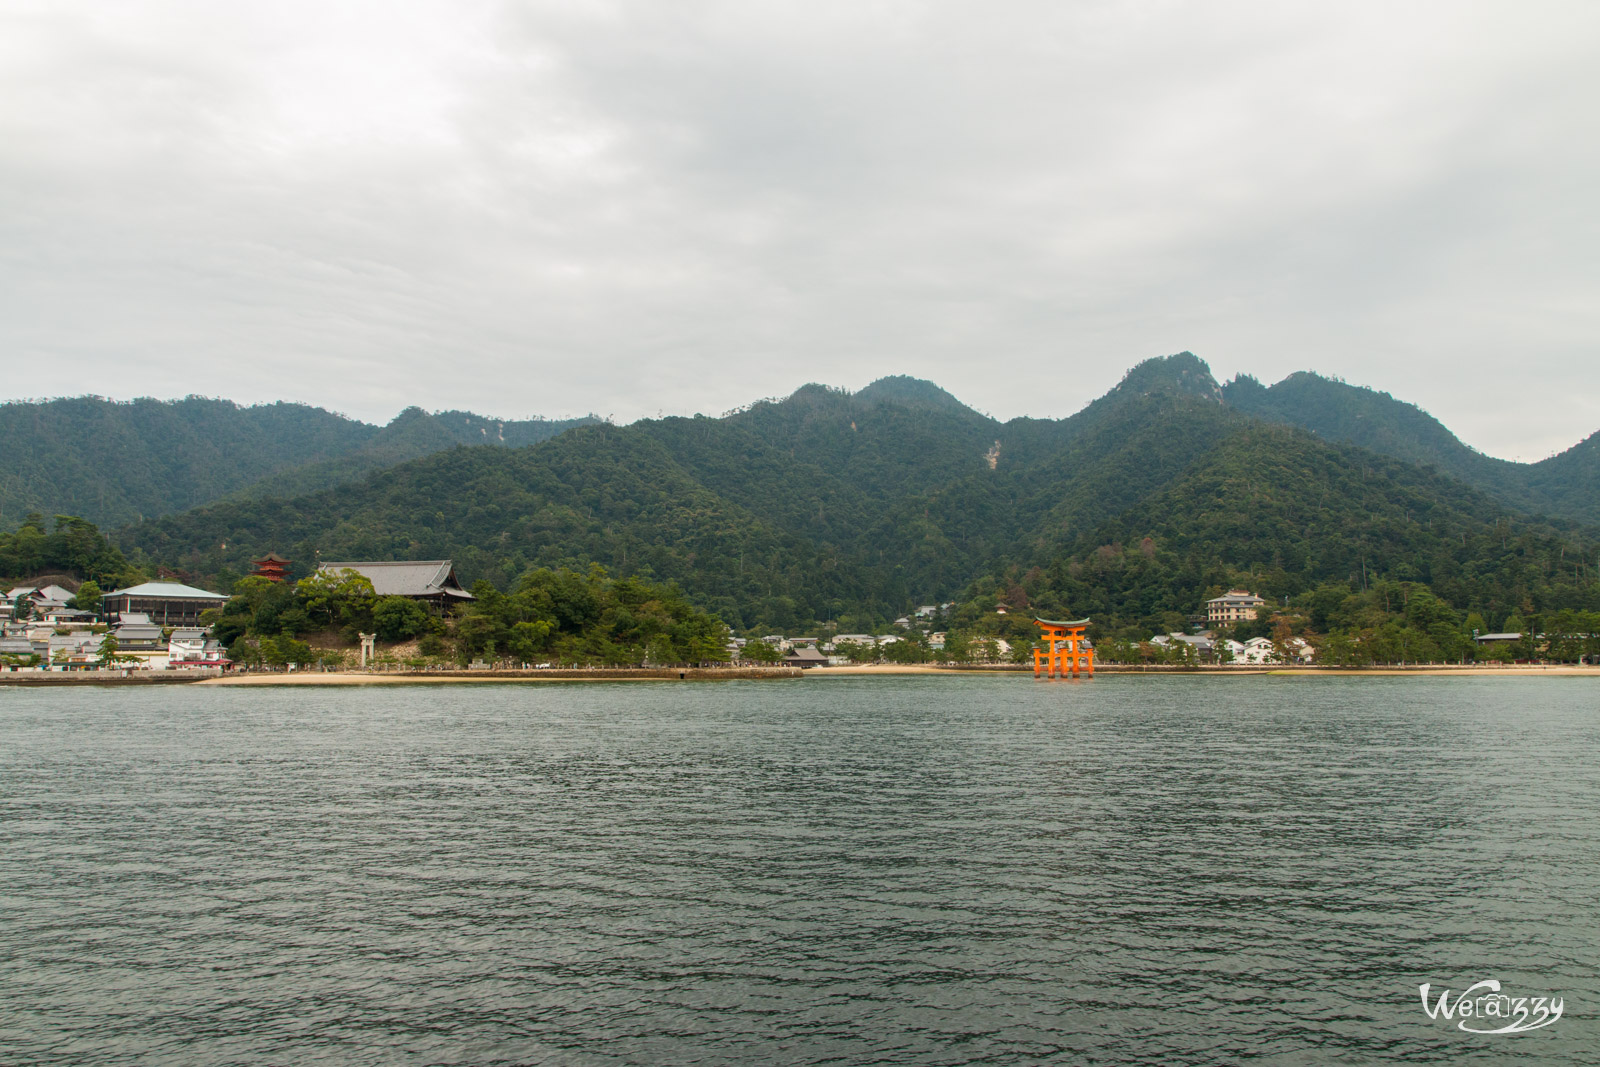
[959,419,1597,639]
[0,397,372,529]
[0,395,598,528]
[1223,370,1600,525]
[113,358,1600,641]
[0,513,141,589]
[224,407,599,502]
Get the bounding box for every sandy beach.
[199,667,802,686]
[823,664,1600,677]
[188,663,1600,686]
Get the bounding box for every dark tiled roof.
[317,561,474,599]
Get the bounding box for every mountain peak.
[1113,352,1222,402]
[855,376,976,415]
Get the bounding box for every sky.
[2,1,1596,461]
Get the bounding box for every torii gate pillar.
[1034,617,1094,678]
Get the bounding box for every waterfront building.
[782,646,828,669]
[168,628,230,668]
[102,581,229,626]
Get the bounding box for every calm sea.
[2,675,1596,1065]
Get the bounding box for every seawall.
[0,668,225,686]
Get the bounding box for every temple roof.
[316,560,474,599]
[105,581,229,600]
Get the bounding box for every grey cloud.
[1,0,1595,458]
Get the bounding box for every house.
[1474,632,1523,646]
[103,581,229,626]
[41,606,94,626]
[1151,632,1215,657]
[914,605,939,619]
[929,632,946,650]
[168,628,230,668]
[0,636,44,665]
[1205,590,1267,627]
[7,583,76,604]
[5,583,77,620]
[1237,637,1279,664]
[47,632,98,667]
[783,646,829,669]
[824,634,875,652]
[315,561,474,607]
[112,614,168,660]
[967,637,1011,662]
[893,617,912,629]
[1284,637,1314,663]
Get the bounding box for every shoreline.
[812,663,1600,677]
[7,664,1596,688]
[199,666,802,686]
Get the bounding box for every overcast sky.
[2,1,1596,460]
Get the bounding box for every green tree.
[97,633,124,668]
[296,568,377,629]
[674,614,732,664]
[505,619,553,663]
[742,639,782,664]
[68,580,103,614]
[372,596,431,642]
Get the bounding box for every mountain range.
[0,397,597,529]
[62,353,1594,636]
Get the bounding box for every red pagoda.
[250,553,292,583]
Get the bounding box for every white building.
[168,628,229,668]
[1205,590,1267,626]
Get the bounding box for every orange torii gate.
[1034,617,1094,677]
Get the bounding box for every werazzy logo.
[1419,980,1563,1035]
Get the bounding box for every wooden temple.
[1034,617,1094,677]
[250,553,292,583]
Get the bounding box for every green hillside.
[225,408,598,501]
[1223,371,1600,524]
[0,396,596,527]
[114,355,1600,636]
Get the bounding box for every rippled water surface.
[3,675,1598,1065]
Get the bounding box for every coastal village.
[1,548,1543,676]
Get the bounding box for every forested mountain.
[1223,371,1600,524]
[0,396,596,527]
[225,406,598,502]
[116,354,1600,636]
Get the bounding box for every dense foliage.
[0,513,140,588]
[1225,370,1600,525]
[208,565,730,668]
[458,566,731,665]
[0,396,594,527]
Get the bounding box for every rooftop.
[1207,590,1265,604]
[105,581,228,600]
[317,560,474,599]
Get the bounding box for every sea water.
[2,675,1596,1065]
